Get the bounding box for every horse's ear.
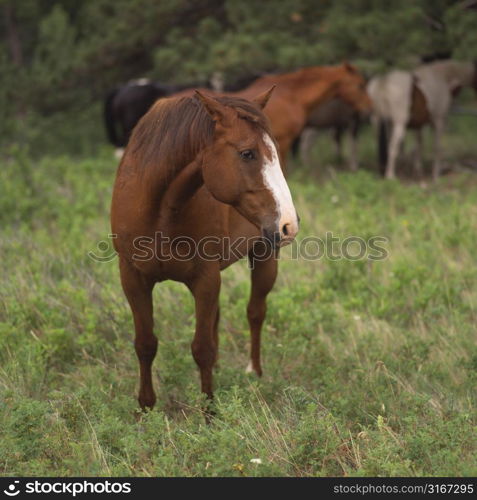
[194,90,230,123]
[343,61,358,74]
[252,85,276,109]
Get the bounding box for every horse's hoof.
[245,361,262,377]
[138,393,156,411]
[204,408,216,425]
[202,397,216,424]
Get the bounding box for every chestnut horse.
[111,88,299,415]
[175,64,372,171]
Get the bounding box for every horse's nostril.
[282,223,289,236]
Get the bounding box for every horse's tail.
[104,87,123,147]
[378,119,388,176]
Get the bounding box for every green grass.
[1,114,477,477]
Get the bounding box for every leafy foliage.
[1,1,476,129]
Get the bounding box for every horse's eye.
[240,149,255,161]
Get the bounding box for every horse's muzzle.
[262,227,282,249]
[262,214,299,249]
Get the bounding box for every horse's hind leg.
[349,116,360,171]
[246,253,278,377]
[189,266,221,401]
[386,122,406,179]
[119,259,157,410]
[432,119,445,180]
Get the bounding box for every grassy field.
[1,114,477,477]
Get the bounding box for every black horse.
[104,80,183,148]
[104,74,266,149]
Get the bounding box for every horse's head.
[334,62,372,114]
[195,89,299,248]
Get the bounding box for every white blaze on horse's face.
[261,133,299,245]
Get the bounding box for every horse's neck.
[157,157,204,232]
[454,62,474,88]
[423,61,474,89]
[285,68,340,114]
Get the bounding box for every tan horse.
[175,64,372,171]
[111,88,299,416]
[368,60,477,179]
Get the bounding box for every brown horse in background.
[111,88,299,416]
[293,98,362,170]
[175,64,372,171]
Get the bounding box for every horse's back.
[306,98,356,128]
[367,70,413,124]
[413,62,456,119]
[115,83,165,111]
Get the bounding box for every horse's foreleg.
[349,133,358,171]
[386,122,406,179]
[333,126,343,160]
[119,259,157,410]
[213,307,220,369]
[349,116,360,171]
[432,119,445,180]
[299,128,318,167]
[278,138,293,176]
[414,128,424,179]
[377,117,388,176]
[246,253,278,377]
[189,266,221,400]
[348,128,359,171]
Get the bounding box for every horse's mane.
[244,67,319,89]
[124,94,272,199]
[239,65,347,98]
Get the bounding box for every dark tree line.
[0,0,475,150]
